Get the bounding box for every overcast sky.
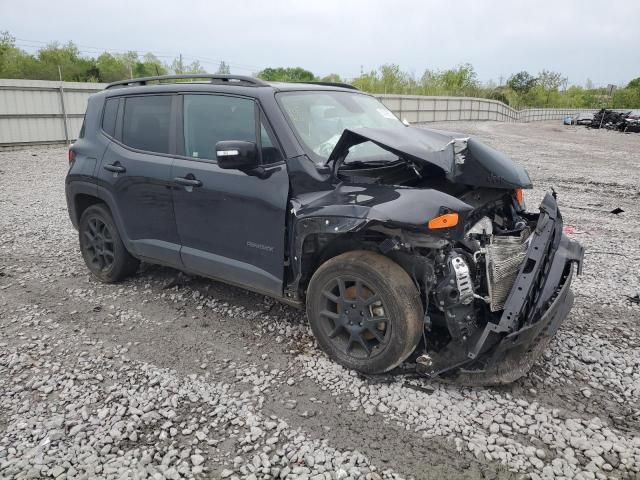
[1,0,638,86]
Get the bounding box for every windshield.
[278,91,405,164]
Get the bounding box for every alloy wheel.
[318,277,390,359]
[83,217,115,272]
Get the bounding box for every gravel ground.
[1,121,639,480]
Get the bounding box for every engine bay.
[385,190,535,366]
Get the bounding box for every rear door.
[171,93,289,296]
[97,94,181,266]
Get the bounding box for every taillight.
[68,148,76,164]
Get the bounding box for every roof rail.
[105,74,268,90]
[299,81,359,91]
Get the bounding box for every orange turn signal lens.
[514,188,524,206]
[428,213,459,229]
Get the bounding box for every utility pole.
[179,53,183,74]
[57,65,70,145]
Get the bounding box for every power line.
[12,37,262,73]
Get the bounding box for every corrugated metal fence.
[0,79,106,146]
[0,79,604,147]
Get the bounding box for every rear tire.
[306,250,423,374]
[78,204,139,283]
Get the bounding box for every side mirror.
[216,141,259,170]
[402,118,411,126]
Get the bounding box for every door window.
[122,95,172,154]
[183,95,256,161]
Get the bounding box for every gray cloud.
[2,0,638,85]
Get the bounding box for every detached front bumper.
[420,192,584,385]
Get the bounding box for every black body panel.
[171,158,289,296]
[97,141,181,265]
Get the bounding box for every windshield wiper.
[339,159,402,169]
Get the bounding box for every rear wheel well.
[74,194,104,225]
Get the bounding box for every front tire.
[78,204,139,283]
[306,250,423,374]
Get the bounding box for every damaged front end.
[411,191,584,385]
[289,124,584,385]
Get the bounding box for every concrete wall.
[375,94,597,124]
[0,79,604,146]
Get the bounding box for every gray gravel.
[1,121,639,479]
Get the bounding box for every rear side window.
[102,98,118,137]
[183,94,255,161]
[78,116,86,139]
[122,95,172,154]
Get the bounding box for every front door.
[171,93,289,296]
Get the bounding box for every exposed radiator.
[485,229,531,311]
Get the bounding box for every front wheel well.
[297,230,391,294]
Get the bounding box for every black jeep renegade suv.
[66,74,583,384]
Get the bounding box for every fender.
[285,183,476,299]
[64,179,98,229]
[66,179,135,254]
[285,214,368,301]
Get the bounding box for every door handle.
[173,176,202,188]
[104,163,126,173]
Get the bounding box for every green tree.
[507,71,537,94]
[612,86,640,108]
[0,31,29,78]
[379,64,406,93]
[185,60,206,74]
[35,41,96,81]
[420,64,479,96]
[140,53,167,77]
[216,61,230,74]
[171,56,206,75]
[626,77,640,90]
[320,73,343,83]
[439,63,478,94]
[537,70,566,106]
[256,67,315,82]
[96,53,128,82]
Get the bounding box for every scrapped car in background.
[66,75,584,386]
[564,113,593,126]
[586,109,640,133]
[575,112,594,125]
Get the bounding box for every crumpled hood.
[327,126,533,189]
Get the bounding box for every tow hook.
[416,353,433,368]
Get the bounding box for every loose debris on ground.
[1,121,639,479]
[585,109,640,133]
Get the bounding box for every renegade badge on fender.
[66,75,583,385]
